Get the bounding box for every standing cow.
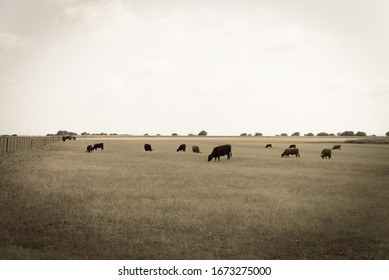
[192,145,201,153]
[281,148,300,158]
[332,145,341,150]
[177,144,186,152]
[321,149,332,159]
[208,145,232,161]
[144,143,153,151]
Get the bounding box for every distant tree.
[198,130,207,136]
[355,131,367,136]
[305,133,314,136]
[56,130,68,135]
[68,131,77,136]
[240,133,248,136]
[280,133,288,136]
[254,132,263,136]
[386,131,389,137]
[81,132,90,135]
[316,132,329,136]
[110,133,118,135]
[340,131,355,136]
[100,132,108,135]
[291,132,300,136]
[329,133,335,136]
[172,133,178,136]
[144,133,149,136]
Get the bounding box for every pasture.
[0,137,388,259]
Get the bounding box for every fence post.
[6,137,9,154]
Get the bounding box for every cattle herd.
[81,141,342,161]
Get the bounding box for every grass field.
[0,137,388,259]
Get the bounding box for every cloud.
[325,76,389,97]
[0,32,31,51]
[99,75,126,92]
[363,79,389,97]
[257,25,333,52]
[57,0,138,31]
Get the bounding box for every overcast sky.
[1,0,388,136]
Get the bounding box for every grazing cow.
[62,135,72,142]
[93,143,104,150]
[281,148,300,158]
[332,145,341,150]
[321,149,332,159]
[177,144,186,152]
[289,144,296,148]
[265,144,272,149]
[192,145,201,153]
[72,137,76,141]
[208,144,232,161]
[144,143,153,151]
[86,145,93,153]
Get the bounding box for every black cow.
[321,149,332,159]
[265,144,272,148]
[281,148,300,158]
[289,144,296,148]
[192,145,201,153]
[332,145,341,150]
[144,143,153,151]
[177,144,186,152]
[86,145,93,153]
[208,144,232,161]
[93,143,104,150]
[62,135,72,142]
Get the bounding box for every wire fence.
[0,136,62,160]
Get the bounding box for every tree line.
[45,130,389,137]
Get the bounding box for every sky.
[0,0,388,136]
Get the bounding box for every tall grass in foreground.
[0,138,388,259]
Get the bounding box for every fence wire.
[0,136,62,159]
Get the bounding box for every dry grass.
[0,137,388,259]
